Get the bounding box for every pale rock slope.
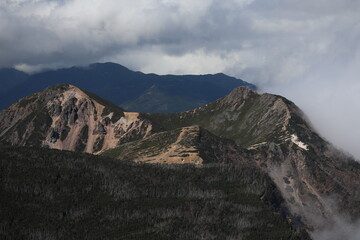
[0,84,152,153]
[103,125,250,165]
[1,84,360,239]
[141,86,360,237]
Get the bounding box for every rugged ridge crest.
[0,84,152,153]
[140,86,360,235]
[1,84,360,239]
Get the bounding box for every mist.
[310,196,360,240]
[264,48,360,160]
[314,216,360,240]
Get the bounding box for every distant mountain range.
[0,68,29,96]
[1,83,359,239]
[0,62,256,112]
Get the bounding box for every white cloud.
[267,50,360,160]
[1,0,360,159]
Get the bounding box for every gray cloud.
[1,0,360,159]
[314,216,360,240]
[311,196,360,240]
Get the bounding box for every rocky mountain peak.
[1,83,360,238]
[224,85,256,100]
[149,86,311,150]
[221,87,324,152]
[0,84,152,153]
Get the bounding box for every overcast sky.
[1,0,359,159]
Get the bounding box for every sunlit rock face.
[1,84,360,239]
[0,84,152,153]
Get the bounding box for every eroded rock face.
[103,125,250,165]
[211,88,360,236]
[139,86,360,237]
[248,141,360,237]
[1,84,360,238]
[219,89,360,236]
[0,84,152,153]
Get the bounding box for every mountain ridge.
[1,83,359,239]
[0,62,256,112]
[0,68,29,97]
[0,84,151,153]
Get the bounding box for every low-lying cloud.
[266,42,360,160]
[310,196,360,240]
[1,0,359,159]
[314,216,360,240]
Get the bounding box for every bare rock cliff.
[1,84,359,239]
[0,84,152,153]
[140,86,360,237]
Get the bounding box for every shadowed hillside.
[1,84,360,239]
[0,146,309,240]
[0,63,255,112]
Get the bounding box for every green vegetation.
[4,101,53,146]
[93,136,105,152]
[75,125,89,152]
[18,94,38,108]
[0,146,309,240]
[26,108,53,146]
[103,128,181,160]
[46,83,72,92]
[140,92,286,148]
[60,126,71,141]
[2,79,359,240]
[102,107,124,123]
[121,86,207,113]
[80,88,125,123]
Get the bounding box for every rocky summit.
[1,84,359,239]
[0,84,152,153]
